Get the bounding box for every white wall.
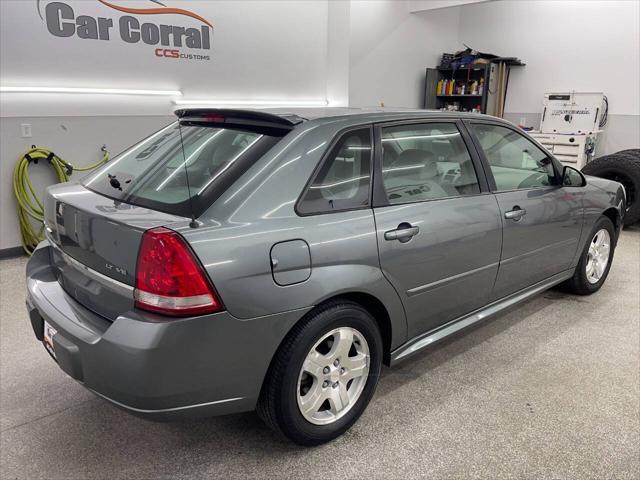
[0,0,343,251]
[349,0,460,108]
[409,0,488,12]
[459,0,639,115]
[326,0,352,107]
[458,0,640,153]
[1,0,334,116]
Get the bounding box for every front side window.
[471,123,557,191]
[297,128,372,214]
[380,122,480,204]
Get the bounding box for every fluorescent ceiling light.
[0,86,182,96]
[173,99,328,107]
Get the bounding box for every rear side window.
[380,122,480,204]
[83,122,280,217]
[297,128,372,214]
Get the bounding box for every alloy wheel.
[586,228,611,284]
[296,327,370,425]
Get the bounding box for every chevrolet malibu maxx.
[26,108,625,445]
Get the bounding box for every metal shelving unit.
[424,64,491,113]
[424,61,525,115]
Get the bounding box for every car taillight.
[134,227,223,316]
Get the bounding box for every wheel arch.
[256,290,396,420]
[602,207,622,242]
[264,291,397,381]
[329,292,393,366]
[288,292,395,365]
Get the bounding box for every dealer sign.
[38,0,213,61]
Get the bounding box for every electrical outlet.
[21,123,32,138]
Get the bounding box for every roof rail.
[174,108,305,135]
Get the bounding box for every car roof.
[262,106,489,122]
[174,106,501,128]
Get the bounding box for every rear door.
[372,120,502,339]
[466,121,583,299]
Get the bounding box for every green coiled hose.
[12,146,109,255]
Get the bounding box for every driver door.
[467,122,584,300]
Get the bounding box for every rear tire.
[258,301,382,446]
[560,216,616,295]
[582,151,640,226]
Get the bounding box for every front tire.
[258,301,382,446]
[561,216,616,295]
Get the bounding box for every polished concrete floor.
[1,229,639,479]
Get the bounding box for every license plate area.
[43,321,58,359]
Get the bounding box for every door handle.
[384,224,419,242]
[504,206,527,221]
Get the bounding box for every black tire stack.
[582,149,640,226]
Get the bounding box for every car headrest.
[212,144,244,165]
[394,149,438,178]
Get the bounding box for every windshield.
[83,122,280,217]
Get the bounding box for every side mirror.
[562,165,586,187]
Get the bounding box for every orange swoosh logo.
[97,0,212,28]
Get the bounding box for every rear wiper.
[107,173,130,191]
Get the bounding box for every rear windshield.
[82,122,280,217]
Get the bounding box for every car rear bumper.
[26,241,308,420]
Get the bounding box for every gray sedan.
[26,108,625,445]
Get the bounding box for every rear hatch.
[43,110,298,321]
[44,183,183,321]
